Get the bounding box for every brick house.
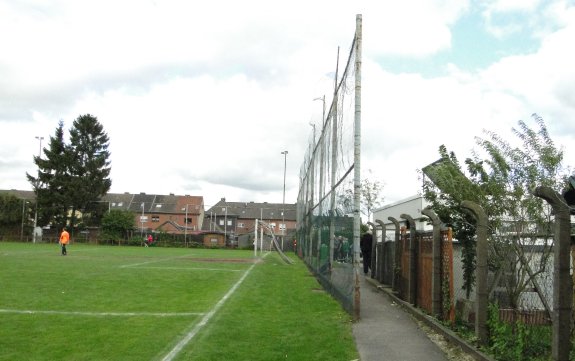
[204,198,297,248]
[100,192,204,234]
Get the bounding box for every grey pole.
[388,216,401,293]
[375,219,386,284]
[352,14,363,321]
[400,214,417,305]
[533,186,573,361]
[33,135,44,243]
[367,222,377,279]
[422,207,442,318]
[461,201,488,347]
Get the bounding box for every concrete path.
[352,275,448,361]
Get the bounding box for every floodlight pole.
[141,202,145,240]
[33,135,44,243]
[281,150,288,250]
[185,204,188,247]
[21,199,28,241]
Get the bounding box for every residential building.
[204,198,297,248]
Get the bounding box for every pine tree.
[67,114,112,229]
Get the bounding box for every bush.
[487,303,551,360]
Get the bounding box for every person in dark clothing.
[360,231,373,275]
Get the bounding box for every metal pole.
[254,218,258,256]
[33,136,43,243]
[352,14,362,321]
[141,202,144,240]
[185,204,188,247]
[281,150,288,249]
[21,199,27,241]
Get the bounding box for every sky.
[1,0,575,209]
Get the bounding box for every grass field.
[0,242,359,361]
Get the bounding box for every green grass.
[0,242,358,361]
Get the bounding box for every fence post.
[388,217,401,293]
[400,214,417,306]
[460,201,488,347]
[533,186,573,361]
[375,219,386,284]
[422,207,442,318]
[367,222,377,279]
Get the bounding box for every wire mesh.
[296,33,359,314]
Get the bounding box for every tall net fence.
[296,16,361,315]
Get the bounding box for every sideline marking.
[0,309,203,317]
[160,262,258,361]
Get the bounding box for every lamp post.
[281,150,288,248]
[140,202,145,240]
[21,200,29,241]
[184,204,189,247]
[33,136,44,243]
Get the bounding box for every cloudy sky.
[1,0,575,209]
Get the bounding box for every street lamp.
[33,136,44,243]
[21,200,29,241]
[184,204,190,247]
[281,150,288,247]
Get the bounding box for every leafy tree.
[101,210,135,241]
[422,146,481,298]
[338,170,384,222]
[0,194,24,231]
[423,114,569,308]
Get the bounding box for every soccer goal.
[254,219,293,264]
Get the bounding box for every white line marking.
[160,262,258,361]
[120,256,188,268]
[0,309,203,317]
[135,266,243,272]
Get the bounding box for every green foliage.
[339,170,384,221]
[101,210,135,241]
[0,194,24,227]
[486,303,551,360]
[27,115,112,230]
[422,114,569,302]
[422,147,478,298]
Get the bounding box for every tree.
[0,194,24,233]
[67,114,112,229]
[27,115,112,231]
[27,121,71,230]
[422,146,480,298]
[338,170,384,222]
[423,114,569,308]
[101,210,135,241]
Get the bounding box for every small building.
[204,198,297,249]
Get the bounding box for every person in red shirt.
[59,227,70,256]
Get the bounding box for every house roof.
[206,198,296,221]
[0,189,204,215]
[101,193,204,214]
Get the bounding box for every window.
[227,220,232,226]
[185,217,192,224]
[155,204,162,208]
[152,216,160,222]
[238,222,245,228]
[219,219,224,226]
[279,223,286,230]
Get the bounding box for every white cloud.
[1,0,574,210]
